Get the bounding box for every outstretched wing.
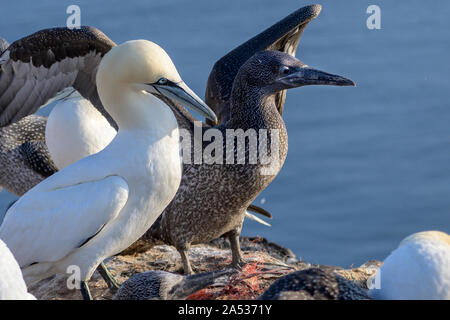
[0,26,117,128]
[205,4,322,125]
[0,174,128,267]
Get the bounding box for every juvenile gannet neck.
[228,84,281,130]
[369,231,450,300]
[0,39,216,300]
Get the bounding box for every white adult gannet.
[0,39,217,300]
[0,239,35,300]
[369,231,450,300]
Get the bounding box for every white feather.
[245,211,271,227]
[1,173,129,267]
[45,94,116,169]
[0,240,35,300]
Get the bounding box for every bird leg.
[228,230,246,269]
[97,262,120,292]
[178,248,194,275]
[80,281,93,300]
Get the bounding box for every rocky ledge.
[28,236,381,300]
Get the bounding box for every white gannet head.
[369,231,450,300]
[96,40,217,126]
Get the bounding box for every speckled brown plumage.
[0,114,57,195]
[258,268,371,300]
[131,52,295,274]
[127,5,355,275]
[125,5,324,274]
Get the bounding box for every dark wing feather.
[19,141,58,178]
[247,204,272,219]
[205,4,322,125]
[0,26,117,128]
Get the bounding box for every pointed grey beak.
[153,81,218,124]
[279,66,356,87]
[168,268,236,300]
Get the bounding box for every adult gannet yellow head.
[400,230,450,247]
[96,40,217,125]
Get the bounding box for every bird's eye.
[158,78,168,85]
[281,67,290,75]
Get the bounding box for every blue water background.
[0,0,449,267]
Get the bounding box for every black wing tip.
[280,4,322,31]
[206,4,323,117]
[212,4,322,66]
[7,25,115,67]
[305,4,322,17]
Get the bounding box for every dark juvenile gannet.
[132,4,355,274]
[113,268,234,300]
[0,40,217,300]
[259,268,370,300]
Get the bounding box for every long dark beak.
[167,268,236,300]
[153,81,218,124]
[279,66,356,87]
